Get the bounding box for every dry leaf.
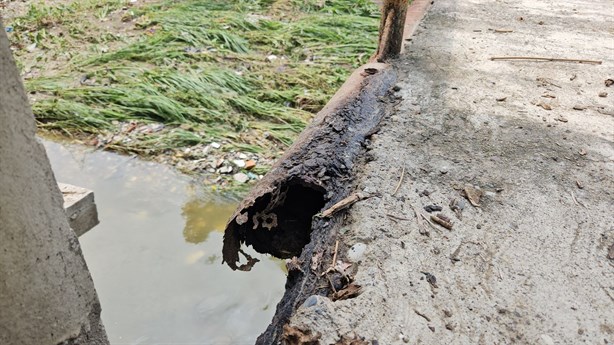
[282,325,321,345]
[332,283,362,301]
[463,186,483,207]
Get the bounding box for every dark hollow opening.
[244,181,326,259]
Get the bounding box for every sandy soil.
[289,0,614,343]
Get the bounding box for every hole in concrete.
[241,179,326,259]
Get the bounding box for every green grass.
[6,0,380,177]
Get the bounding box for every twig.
[392,166,405,196]
[431,214,453,230]
[331,240,339,269]
[414,309,431,322]
[410,204,429,236]
[490,56,602,64]
[386,213,412,221]
[319,192,374,218]
[321,240,340,276]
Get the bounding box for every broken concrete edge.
[59,183,100,237]
[222,62,394,271]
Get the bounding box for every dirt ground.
[288,0,614,343]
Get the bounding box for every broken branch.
[490,56,602,64]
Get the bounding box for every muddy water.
[42,138,285,345]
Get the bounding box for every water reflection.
[41,136,284,345]
[182,199,236,244]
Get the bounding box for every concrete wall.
[0,21,109,345]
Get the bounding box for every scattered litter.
[576,180,584,189]
[26,43,37,52]
[5,26,13,33]
[554,116,568,123]
[579,149,587,155]
[265,54,278,62]
[598,92,608,97]
[541,94,556,98]
[424,205,442,213]
[431,213,453,230]
[496,96,507,102]
[570,74,577,81]
[572,105,587,111]
[493,29,513,33]
[463,185,483,206]
[209,142,221,149]
[232,159,246,168]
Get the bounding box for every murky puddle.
[42,137,285,345]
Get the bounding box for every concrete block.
[59,183,99,237]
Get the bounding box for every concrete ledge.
[59,183,99,237]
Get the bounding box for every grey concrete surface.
[0,21,109,345]
[289,0,614,343]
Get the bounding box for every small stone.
[232,159,246,168]
[245,160,256,170]
[233,173,249,183]
[598,92,608,97]
[572,104,587,111]
[424,205,443,212]
[210,142,221,149]
[348,243,367,262]
[218,166,233,174]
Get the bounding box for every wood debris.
[431,213,453,230]
[319,192,373,218]
[491,56,602,64]
[392,166,405,196]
